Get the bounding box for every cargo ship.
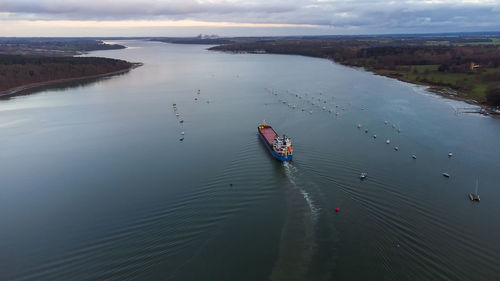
[258,121,293,161]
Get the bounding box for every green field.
[455,38,500,46]
[425,41,451,46]
[424,38,500,46]
[375,65,500,102]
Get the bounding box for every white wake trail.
[283,162,320,220]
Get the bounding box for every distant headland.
[0,39,140,97]
[154,33,500,113]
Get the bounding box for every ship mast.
[475,178,479,194]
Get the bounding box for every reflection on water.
[0,40,499,281]
[0,71,131,100]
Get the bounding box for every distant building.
[470,62,480,70]
[196,34,220,40]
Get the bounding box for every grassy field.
[374,65,500,102]
[457,38,500,46]
[425,41,451,46]
[425,38,500,46]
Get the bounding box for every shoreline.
[354,65,497,116]
[367,68,499,115]
[0,62,143,98]
[210,48,498,115]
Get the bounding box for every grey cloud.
[1,0,500,33]
[1,0,297,18]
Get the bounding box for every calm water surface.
[1,40,499,280]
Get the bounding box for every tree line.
[0,55,132,93]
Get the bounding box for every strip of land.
[192,34,500,112]
[0,39,140,97]
[0,62,142,98]
[0,38,126,56]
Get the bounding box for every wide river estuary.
[1,40,499,280]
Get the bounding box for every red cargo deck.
[259,126,277,145]
[258,123,293,161]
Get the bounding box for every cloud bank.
[1,0,499,36]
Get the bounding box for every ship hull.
[258,125,293,162]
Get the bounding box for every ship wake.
[283,162,320,220]
[269,162,320,281]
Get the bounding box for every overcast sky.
[1,0,499,37]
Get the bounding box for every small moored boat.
[469,193,480,201]
[469,179,480,202]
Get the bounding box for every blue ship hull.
[258,132,293,162]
